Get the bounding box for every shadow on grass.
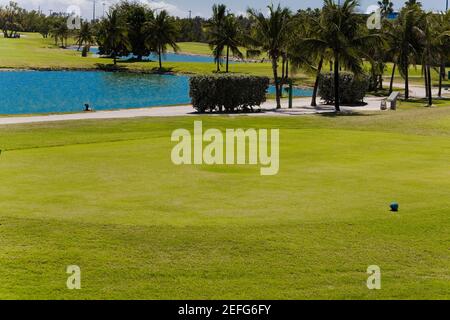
[94,63,176,74]
[95,63,128,72]
[121,58,156,64]
[368,88,403,97]
[148,67,175,74]
[318,111,379,118]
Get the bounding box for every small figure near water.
[84,104,92,112]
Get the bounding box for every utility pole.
[93,0,96,22]
[189,10,192,19]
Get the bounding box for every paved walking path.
[0,97,385,125]
[390,82,450,98]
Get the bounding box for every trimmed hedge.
[318,72,369,105]
[189,75,270,113]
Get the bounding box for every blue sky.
[4,0,449,19]
[172,0,448,17]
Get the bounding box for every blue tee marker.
[390,202,399,212]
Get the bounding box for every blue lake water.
[78,46,228,64]
[267,86,312,97]
[0,71,312,115]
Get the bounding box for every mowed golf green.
[0,107,449,299]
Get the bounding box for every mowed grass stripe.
[0,215,448,300]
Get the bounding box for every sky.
[2,0,449,19]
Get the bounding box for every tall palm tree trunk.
[404,57,409,100]
[424,66,429,98]
[334,53,340,112]
[226,46,229,73]
[389,63,396,94]
[158,47,163,70]
[280,55,286,96]
[427,65,432,106]
[438,64,444,97]
[272,56,281,109]
[311,57,324,107]
[283,57,289,97]
[285,58,289,81]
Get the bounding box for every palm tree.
[247,4,292,109]
[289,10,332,107]
[384,5,424,100]
[206,4,228,72]
[207,10,243,73]
[221,15,244,72]
[405,0,422,8]
[433,11,450,97]
[378,0,394,17]
[118,1,153,60]
[301,0,379,112]
[417,13,450,105]
[75,21,94,54]
[145,10,180,70]
[419,13,435,106]
[50,25,59,46]
[51,21,69,48]
[97,9,130,65]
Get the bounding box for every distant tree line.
[0,1,51,38]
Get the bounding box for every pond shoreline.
[0,66,181,75]
[0,66,314,91]
[68,45,262,63]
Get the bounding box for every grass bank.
[0,33,276,77]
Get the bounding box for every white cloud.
[138,0,186,17]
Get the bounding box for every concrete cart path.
[0,97,385,125]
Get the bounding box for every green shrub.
[189,75,270,113]
[318,72,369,105]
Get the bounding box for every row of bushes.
[189,75,270,113]
[189,72,369,112]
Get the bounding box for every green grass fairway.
[0,107,449,299]
[176,42,264,59]
[0,33,100,69]
[382,63,450,87]
[0,33,275,77]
